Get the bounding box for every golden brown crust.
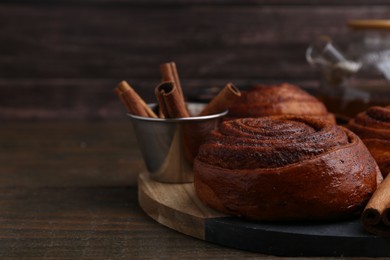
[194,116,381,221]
[228,83,335,123]
[348,106,390,177]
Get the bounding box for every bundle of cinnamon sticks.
[115,62,241,118]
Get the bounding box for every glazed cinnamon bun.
[348,106,390,177]
[194,116,381,221]
[228,83,335,123]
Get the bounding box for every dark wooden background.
[2,1,390,121]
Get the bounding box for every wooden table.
[0,121,267,259]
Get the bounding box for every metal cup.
[128,103,227,183]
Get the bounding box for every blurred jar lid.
[348,19,390,30]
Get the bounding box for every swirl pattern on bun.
[228,83,335,123]
[348,106,390,177]
[194,116,381,221]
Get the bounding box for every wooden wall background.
[1,1,390,120]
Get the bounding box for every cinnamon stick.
[199,83,241,116]
[362,172,390,236]
[116,81,157,118]
[155,81,190,118]
[154,86,168,118]
[160,62,185,102]
[160,62,175,82]
[169,62,184,99]
[114,88,131,112]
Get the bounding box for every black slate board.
[206,217,390,257]
[138,172,390,257]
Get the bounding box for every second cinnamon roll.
[348,106,390,177]
[228,83,335,123]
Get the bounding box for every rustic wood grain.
[1,3,390,120]
[1,4,389,81]
[0,121,269,258]
[0,186,267,259]
[0,121,144,187]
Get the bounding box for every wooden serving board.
[138,172,390,257]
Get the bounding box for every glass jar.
[307,20,390,120]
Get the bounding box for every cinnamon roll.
[194,116,381,221]
[348,106,390,177]
[228,83,335,123]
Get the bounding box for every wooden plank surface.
[0,121,269,259]
[1,4,388,80]
[0,121,143,187]
[1,2,390,120]
[0,186,267,259]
